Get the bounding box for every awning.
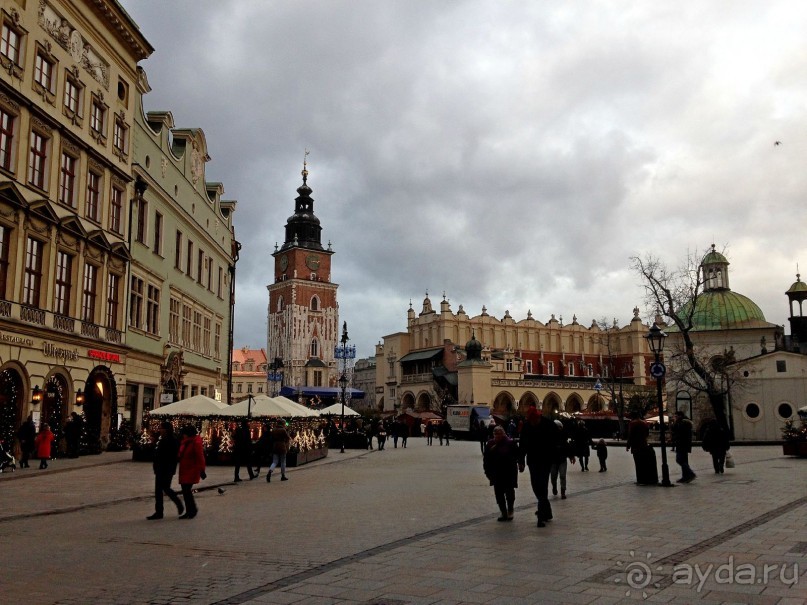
[398,348,443,363]
[279,386,365,400]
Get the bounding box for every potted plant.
[782,419,807,456]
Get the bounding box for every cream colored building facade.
[231,346,267,402]
[0,0,151,448]
[376,294,655,416]
[127,71,237,425]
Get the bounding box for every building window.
[0,225,10,299]
[34,51,55,93]
[28,130,49,190]
[54,251,72,316]
[218,267,223,298]
[203,316,211,355]
[23,237,43,306]
[143,386,155,414]
[146,285,159,335]
[214,322,221,358]
[525,360,533,374]
[587,363,594,377]
[129,276,144,329]
[1,22,22,66]
[777,403,793,419]
[506,358,513,372]
[106,273,120,329]
[109,185,123,234]
[169,297,180,343]
[135,197,147,243]
[207,256,213,291]
[186,240,193,278]
[311,296,319,311]
[193,311,202,351]
[153,212,163,255]
[313,370,322,387]
[197,250,204,285]
[0,108,16,172]
[257,384,263,393]
[174,230,182,270]
[744,402,761,420]
[58,152,77,207]
[568,363,574,376]
[90,98,106,137]
[310,339,318,358]
[85,170,101,221]
[776,360,787,373]
[63,76,82,116]
[247,383,253,393]
[81,263,97,323]
[182,304,191,346]
[236,383,242,393]
[112,116,127,155]
[547,361,554,375]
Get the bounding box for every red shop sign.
[87,349,120,363]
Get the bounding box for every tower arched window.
[310,295,320,311]
[277,295,284,312]
[310,338,319,358]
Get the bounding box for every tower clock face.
[305,254,320,270]
[279,255,289,271]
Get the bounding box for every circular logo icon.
[650,362,666,379]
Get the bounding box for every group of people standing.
[14,412,84,470]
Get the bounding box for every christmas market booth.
[137,395,327,466]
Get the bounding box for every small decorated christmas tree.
[219,429,233,454]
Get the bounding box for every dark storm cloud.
[124,1,807,355]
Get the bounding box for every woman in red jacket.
[34,423,56,469]
[177,424,206,519]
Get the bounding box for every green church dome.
[678,290,768,331]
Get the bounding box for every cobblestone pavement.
[1,440,805,604]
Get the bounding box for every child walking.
[596,439,608,472]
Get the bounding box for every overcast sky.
[123,1,807,359]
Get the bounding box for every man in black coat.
[233,420,255,481]
[147,421,184,520]
[17,415,36,468]
[518,405,560,527]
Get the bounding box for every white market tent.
[798,405,807,419]
[318,402,360,417]
[149,395,228,416]
[222,395,319,418]
[645,415,671,424]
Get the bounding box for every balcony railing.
[0,299,125,346]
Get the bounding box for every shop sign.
[43,342,79,361]
[88,349,121,363]
[160,394,173,404]
[0,332,34,346]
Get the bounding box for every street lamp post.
[645,322,673,487]
[268,358,283,397]
[334,321,355,454]
[247,393,254,420]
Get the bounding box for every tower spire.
[302,149,309,185]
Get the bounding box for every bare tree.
[594,318,627,436]
[631,252,733,433]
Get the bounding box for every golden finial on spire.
[302,149,310,184]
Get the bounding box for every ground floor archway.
[0,364,25,446]
[82,366,117,453]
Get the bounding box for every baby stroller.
[0,439,16,473]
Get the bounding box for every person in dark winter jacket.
[574,421,593,471]
[672,411,696,483]
[483,425,521,521]
[17,415,36,468]
[147,421,184,520]
[233,420,255,481]
[596,439,608,472]
[518,406,560,527]
[701,417,730,474]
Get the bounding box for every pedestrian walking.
[574,421,592,471]
[626,411,657,485]
[391,420,400,448]
[177,424,206,519]
[476,420,488,454]
[483,425,521,521]
[147,421,184,520]
[34,423,55,469]
[64,412,83,458]
[399,420,408,448]
[366,424,374,450]
[425,422,434,445]
[233,420,255,481]
[701,417,730,474]
[550,419,575,499]
[518,405,559,527]
[441,420,451,446]
[596,439,608,472]
[266,421,290,482]
[672,410,696,483]
[16,415,36,468]
[377,427,387,450]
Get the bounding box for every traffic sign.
[650,362,666,379]
[594,379,602,391]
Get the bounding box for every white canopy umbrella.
[318,402,360,417]
[221,395,319,418]
[798,405,807,418]
[149,395,227,416]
